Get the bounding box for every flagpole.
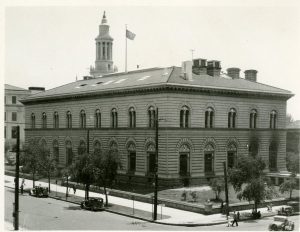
[125,24,127,73]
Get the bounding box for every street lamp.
[153,109,159,220]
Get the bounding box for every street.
[5,187,300,230]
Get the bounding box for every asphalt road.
[4,187,300,230]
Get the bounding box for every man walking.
[72,184,76,194]
[231,211,239,227]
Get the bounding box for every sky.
[2,0,300,119]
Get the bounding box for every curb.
[5,185,228,227]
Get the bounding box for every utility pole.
[153,109,159,221]
[13,126,20,230]
[223,161,229,219]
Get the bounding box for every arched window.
[129,107,136,128]
[66,111,72,128]
[270,110,277,129]
[179,144,190,176]
[93,140,101,154]
[269,142,278,171]
[95,109,101,128]
[78,140,86,156]
[110,141,118,152]
[53,140,59,164]
[148,106,156,128]
[42,112,47,128]
[53,112,59,128]
[31,113,35,129]
[66,140,73,166]
[111,108,118,128]
[250,109,257,129]
[204,143,215,173]
[80,110,86,128]
[180,106,190,128]
[146,143,156,174]
[227,143,237,168]
[205,107,214,128]
[127,142,136,173]
[228,108,237,128]
[249,140,259,157]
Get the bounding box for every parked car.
[277,206,294,216]
[29,186,49,198]
[269,215,294,231]
[80,197,104,211]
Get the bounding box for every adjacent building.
[5,85,45,163]
[21,13,294,186]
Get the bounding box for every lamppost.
[153,109,159,221]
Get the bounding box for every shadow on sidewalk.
[49,190,170,221]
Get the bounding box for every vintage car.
[80,197,104,211]
[29,186,49,197]
[269,215,294,231]
[277,206,294,216]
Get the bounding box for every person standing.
[20,178,25,195]
[231,211,239,227]
[72,184,76,194]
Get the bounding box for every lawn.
[156,184,299,207]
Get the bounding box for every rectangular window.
[5,112,6,121]
[148,153,156,173]
[11,126,18,139]
[204,153,213,173]
[179,153,188,175]
[12,96,17,104]
[12,112,17,121]
[53,147,59,164]
[227,152,235,168]
[4,126,6,138]
[129,152,136,172]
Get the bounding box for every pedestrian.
[73,184,76,194]
[20,178,25,195]
[231,211,238,227]
[227,215,232,227]
[237,211,240,221]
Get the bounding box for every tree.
[279,171,297,199]
[92,149,122,207]
[209,177,225,200]
[38,146,56,192]
[286,114,294,126]
[72,152,95,200]
[21,139,40,188]
[228,155,276,212]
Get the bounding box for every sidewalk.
[4,175,288,227]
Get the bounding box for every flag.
[126,29,136,40]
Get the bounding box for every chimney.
[227,67,240,79]
[244,69,257,82]
[28,87,45,94]
[192,58,207,75]
[207,60,221,77]
[181,60,193,81]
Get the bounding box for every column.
[106,42,109,60]
[110,42,113,60]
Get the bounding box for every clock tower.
[90,11,114,77]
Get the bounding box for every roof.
[21,66,293,103]
[5,84,28,91]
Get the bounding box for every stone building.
[21,13,294,186]
[4,84,44,162]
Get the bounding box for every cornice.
[21,83,292,105]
